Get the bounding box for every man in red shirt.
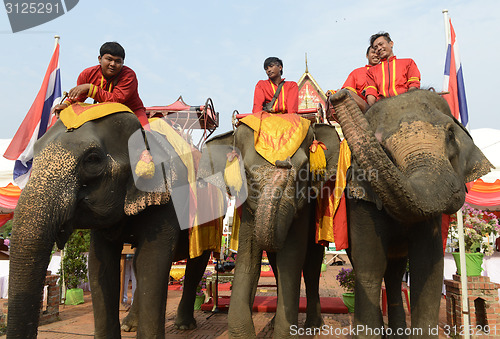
[365,32,421,107]
[252,57,298,114]
[53,42,148,127]
[340,46,380,112]
[342,46,380,101]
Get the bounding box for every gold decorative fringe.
[309,140,327,175]
[224,150,242,193]
[135,150,155,178]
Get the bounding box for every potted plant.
[336,267,355,312]
[59,230,90,305]
[447,203,500,276]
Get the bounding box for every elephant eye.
[82,150,106,177]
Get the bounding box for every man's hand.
[51,103,69,117]
[68,84,91,100]
[366,94,376,107]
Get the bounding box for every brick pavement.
[0,254,452,338]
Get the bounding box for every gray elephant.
[198,119,340,338]
[7,109,216,338]
[329,89,492,338]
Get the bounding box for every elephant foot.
[174,317,197,330]
[121,312,138,332]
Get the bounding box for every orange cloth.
[59,102,133,129]
[0,183,22,211]
[315,139,351,247]
[0,183,21,197]
[0,213,14,228]
[441,214,451,255]
[239,112,310,165]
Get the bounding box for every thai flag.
[3,41,62,188]
[442,17,469,129]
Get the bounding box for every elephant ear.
[124,129,174,216]
[312,123,341,181]
[198,131,246,199]
[433,94,494,183]
[451,121,493,184]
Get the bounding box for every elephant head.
[7,112,181,338]
[329,89,492,222]
[198,121,340,252]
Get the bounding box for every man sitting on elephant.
[52,41,149,128]
[252,56,298,114]
[366,32,421,107]
[327,46,380,114]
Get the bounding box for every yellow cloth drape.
[149,118,223,258]
[60,102,133,129]
[240,112,311,165]
[229,204,242,252]
[315,139,351,244]
[188,184,224,258]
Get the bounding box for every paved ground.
[0,254,453,338]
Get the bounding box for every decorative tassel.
[135,150,155,179]
[224,150,243,193]
[309,140,327,175]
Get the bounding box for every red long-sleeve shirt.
[342,65,373,102]
[252,79,298,114]
[365,56,420,100]
[66,65,148,126]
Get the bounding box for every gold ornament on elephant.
[134,150,155,179]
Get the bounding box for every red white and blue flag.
[3,41,62,188]
[442,17,469,129]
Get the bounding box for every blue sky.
[0,0,498,139]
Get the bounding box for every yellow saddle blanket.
[240,112,311,164]
[60,102,133,129]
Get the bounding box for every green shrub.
[59,230,90,289]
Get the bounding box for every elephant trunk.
[330,90,464,222]
[7,145,77,338]
[254,167,296,251]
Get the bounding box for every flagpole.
[54,35,60,49]
[443,9,470,338]
[442,10,450,45]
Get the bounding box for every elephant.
[198,120,341,338]
[329,89,492,338]
[7,109,217,338]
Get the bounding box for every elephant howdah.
[8,109,223,338]
[329,89,492,338]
